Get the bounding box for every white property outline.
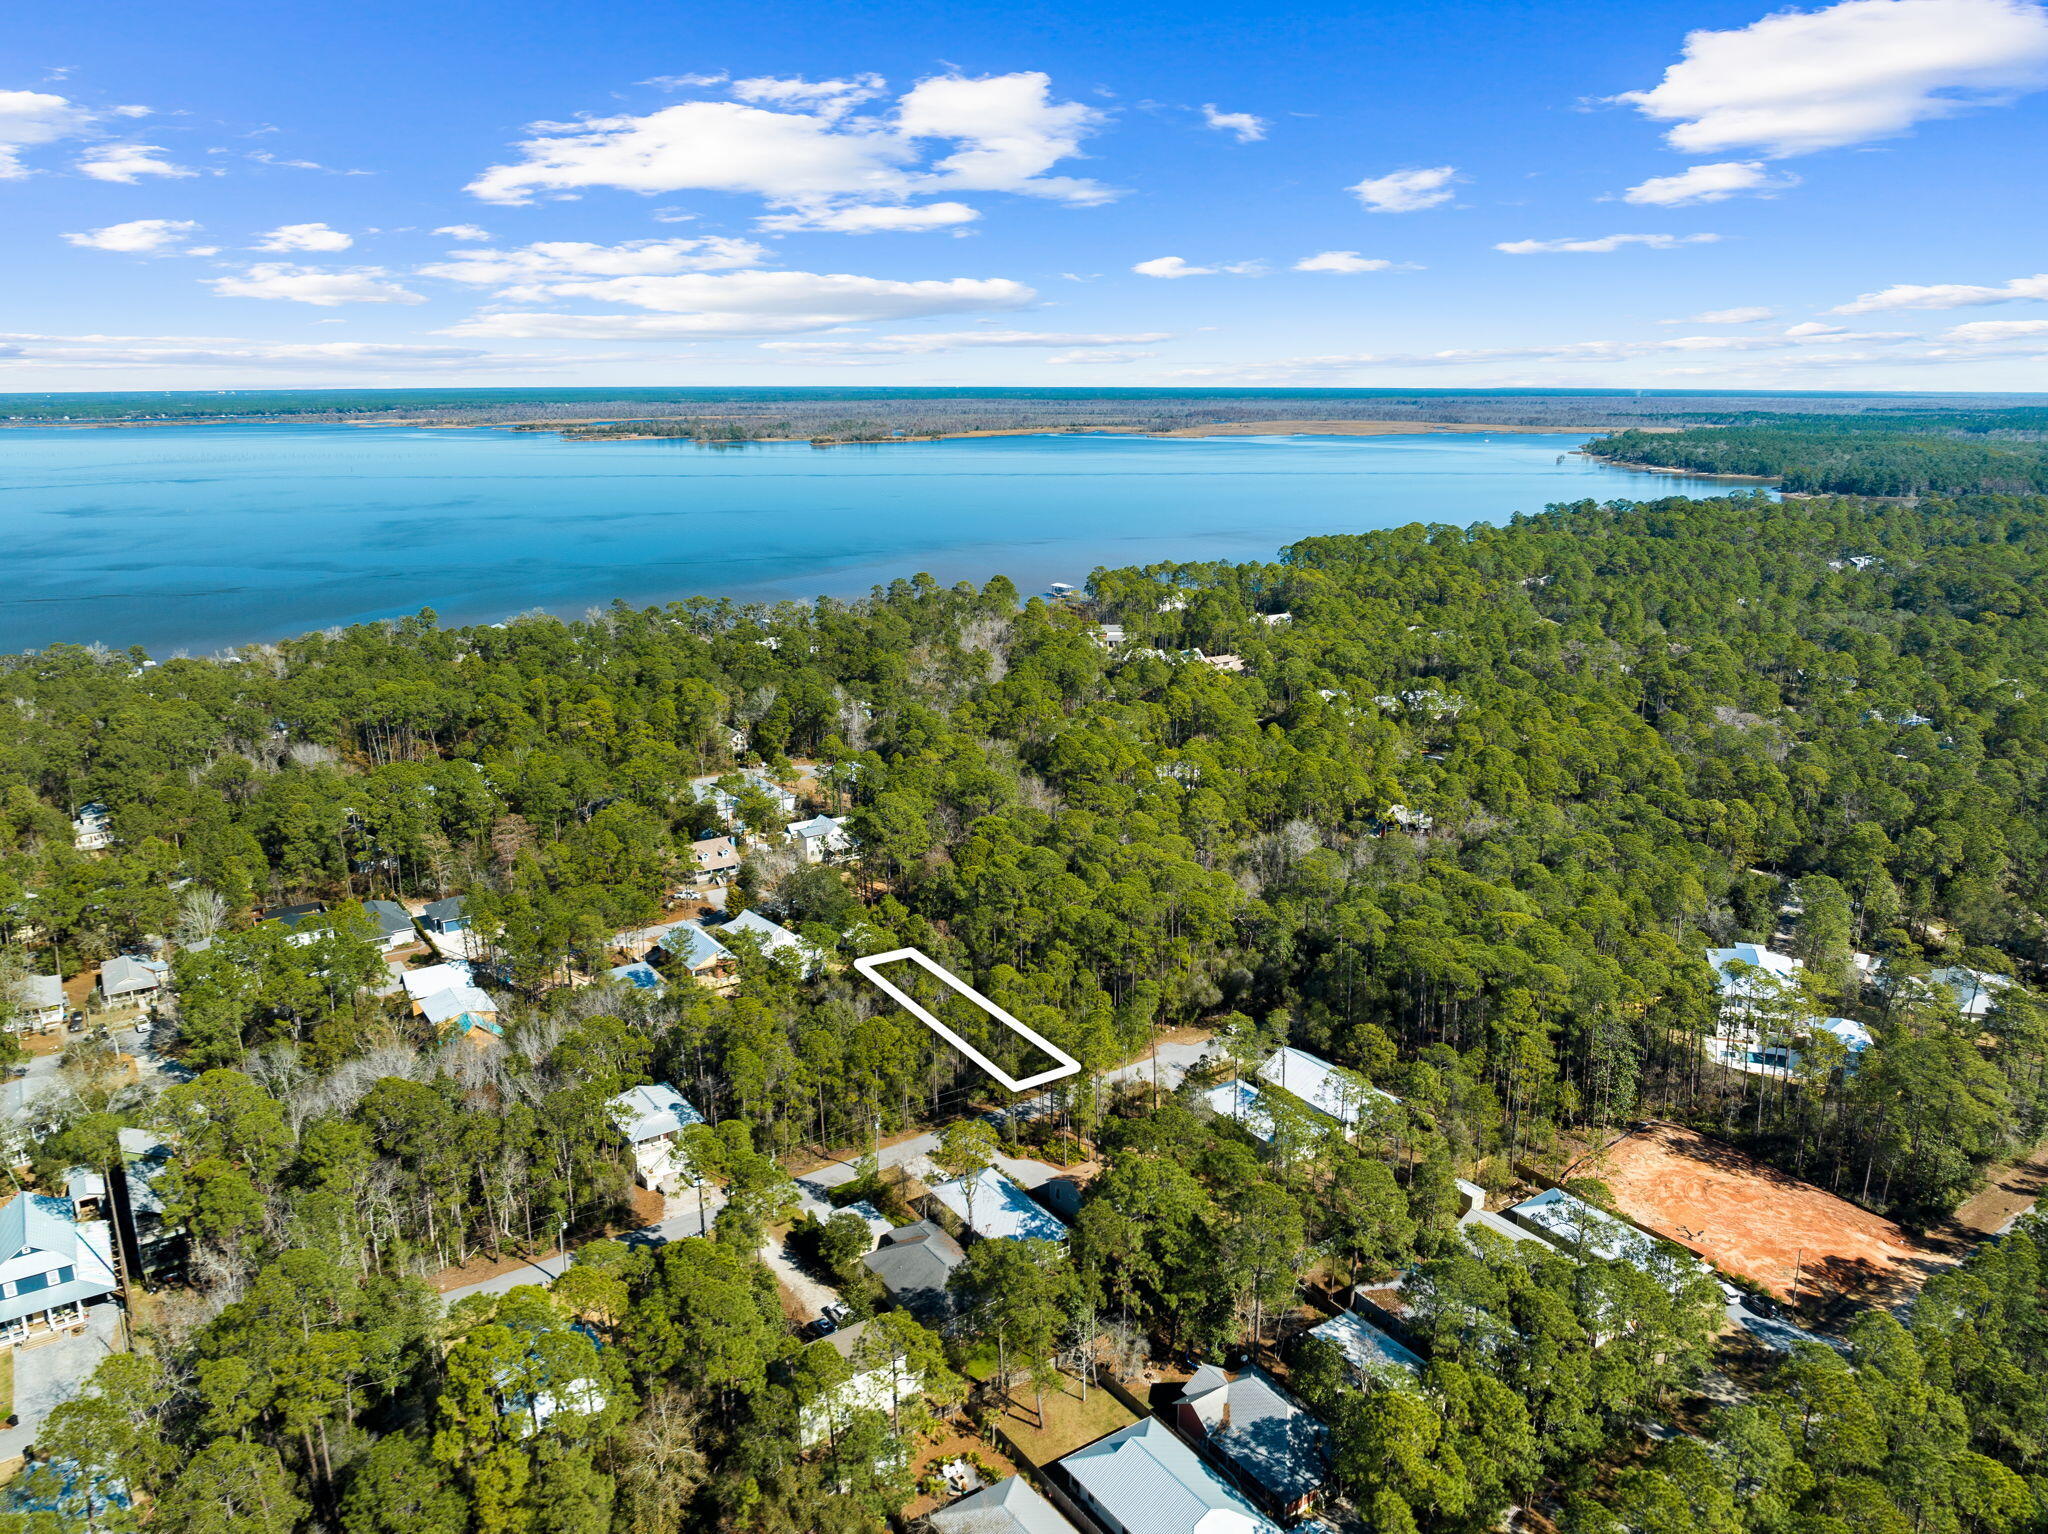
[852,947,1081,1093]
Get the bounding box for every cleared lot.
[1581,1121,1949,1305]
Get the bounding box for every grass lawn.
[990,1371,1137,1465]
[0,1346,14,1422]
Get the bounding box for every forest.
[1589,410,2048,497]
[4,473,2048,1533]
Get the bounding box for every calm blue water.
[0,424,1740,655]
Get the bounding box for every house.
[862,1219,966,1322]
[1924,966,2014,1020]
[261,902,328,946]
[1255,612,1292,627]
[1308,1310,1425,1386]
[421,896,470,935]
[1452,1178,1556,1254]
[403,963,501,1043]
[656,921,738,983]
[715,909,822,976]
[362,900,418,952]
[607,962,665,998]
[497,1320,610,1438]
[928,1167,1068,1244]
[688,770,799,825]
[797,1318,929,1449]
[609,1083,707,1192]
[419,984,503,1044]
[14,974,65,1034]
[71,804,112,852]
[1255,1047,1399,1132]
[1094,624,1128,648]
[1705,944,1802,1011]
[107,1128,182,1285]
[0,1193,120,1340]
[97,955,168,1003]
[1199,653,1247,674]
[687,834,742,883]
[1176,1364,1329,1522]
[1203,1078,1276,1142]
[1741,1015,1874,1075]
[1058,1416,1284,1534]
[785,814,854,864]
[928,1474,1082,1534]
[1506,1188,1675,1273]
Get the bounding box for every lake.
[0,424,1742,655]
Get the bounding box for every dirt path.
[1950,1138,2048,1240]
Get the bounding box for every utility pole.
[1790,1247,1805,1310]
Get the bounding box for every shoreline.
[2,416,1661,441]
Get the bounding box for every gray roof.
[928,1475,1080,1534]
[1180,1366,1328,1505]
[423,896,468,923]
[862,1220,965,1319]
[98,955,164,997]
[362,900,416,939]
[1060,1416,1282,1534]
[658,922,734,970]
[23,975,63,1012]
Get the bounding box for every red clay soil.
[1577,1121,1950,1304]
[1949,1138,2048,1241]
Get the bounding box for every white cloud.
[444,268,1035,338]
[1672,305,1775,323]
[1048,348,1156,363]
[760,329,1172,356]
[755,200,980,233]
[1783,320,1842,335]
[1201,104,1266,142]
[0,334,575,372]
[1622,160,1800,205]
[255,222,354,252]
[1294,250,1398,274]
[63,218,202,253]
[434,224,492,241]
[1834,272,2048,311]
[209,263,426,306]
[1133,256,1212,278]
[729,74,887,118]
[466,71,1112,212]
[246,150,374,175]
[418,236,769,285]
[1349,165,1458,212]
[1944,318,2048,341]
[1496,232,1722,253]
[1613,0,2048,157]
[0,89,98,177]
[76,142,195,183]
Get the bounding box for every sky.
[6,0,2048,392]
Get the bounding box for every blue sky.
[7,0,2048,390]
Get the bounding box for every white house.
[1506,1188,1681,1276]
[1705,944,1802,1011]
[13,974,65,1034]
[656,922,739,983]
[1059,1416,1284,1534]
[785,814,854,864]
[688,771,799,825]
[362,900,418,952]
[797,1319,929,1449]
[1255,1046,1399,1132]
[0,1193,120,1340]
[1203,1078,1276,1142]
[261,903,329,946]
[98,955,167,1003]
[928,1167,1068,1244]
[402,963,501,1044]
[71,804,112,852]
[715,909,823,976]
[1924,966,2014,1021]
[608,1083,707,1192]
[1309,1310,1425,1387]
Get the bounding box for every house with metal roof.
[928,1475,1082,1534]
[1705,944,1802,1010]
[97,955,168,1002]
[1255,1047,1399,1131]
[714,909,822,976]
[1058,1416,1284,1534]
[1924,966,2014,1020]
[785,814,854,864]
[0,1193,120,1340]
[1175,1365,1329,1522]
[13,974,65,1034]
[261,902,329,946]
[1452,1179,1556,1255]
[1203,1079,1276,1142]
[862,1219,966,1322]
[1308,1309,1425,1387]
[656,921,738,981]
[609,1083,706,1191]
[929,1168,1068,1245]
[71,803,112,852]
[1506,1188,1675,1273]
